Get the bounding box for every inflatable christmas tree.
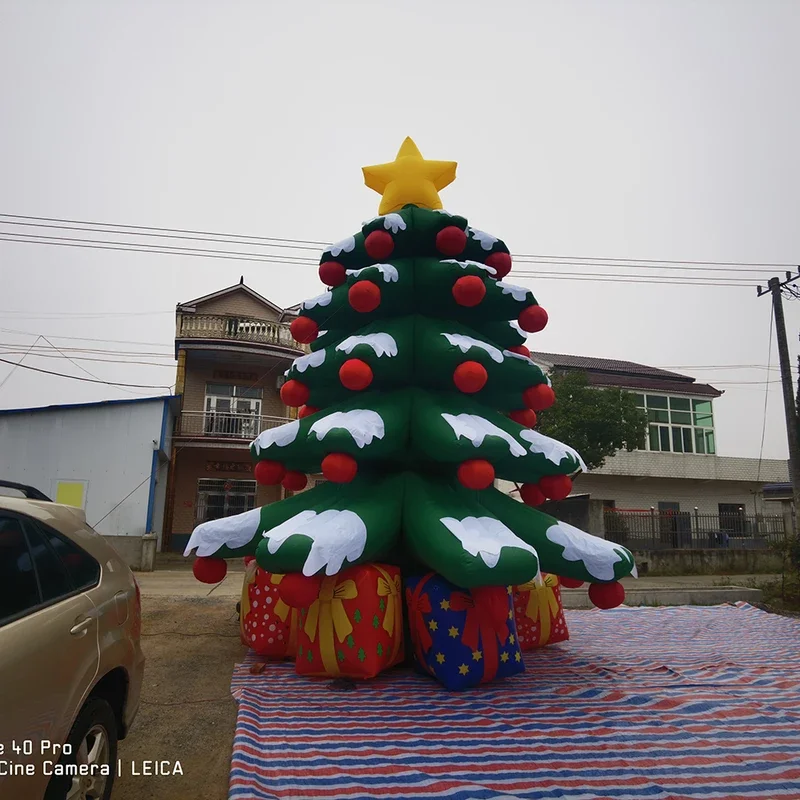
[186,138,636,608]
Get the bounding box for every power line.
[0,348,175,368]
[3,212,793,270]
[511,269,757,284]
[0,335,42,391]
[0,326,173,348]
[0,234,754,287]
[0,357,172,389]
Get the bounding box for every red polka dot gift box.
[240,557,299,659]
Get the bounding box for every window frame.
[0,511,101,628]
[195,479,258,526]
[635,394,716,454]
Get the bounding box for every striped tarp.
[229,603,800,800]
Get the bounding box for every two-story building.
[162,279,308,554]
[510,352,789,518]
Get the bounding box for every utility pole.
[757,271,800,515]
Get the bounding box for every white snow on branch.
[184,506,262,558]
[265,509,367,576]
[363,213,407,234]
[503,349,536,366]
[545,520,636,582]
[309,410,385,449]
[290,349,326,374]
[519,429,588,472]
[252,419,300,454]
[497,281,532,302]
[441,516,539,570]
[440,258,497,276]
[325,236,356,258]
[442,333,504,364]
[442,413,526,457]
[303,291,333,310]
[336,333,398,358]
[508,320,526,337]
[346,263,399,283]
[468,228,499,251]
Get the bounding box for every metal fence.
[603,509,787,550]
[178,411,292,440]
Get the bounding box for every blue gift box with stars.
[404,572,524,690]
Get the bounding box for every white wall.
[0,398,168,537]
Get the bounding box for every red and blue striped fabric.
[229,602,800,800]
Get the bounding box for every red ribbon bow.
[406,579,434,664]
[450,586,510,682]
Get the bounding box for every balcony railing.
[177,314,307,351]
[178,411,293,440]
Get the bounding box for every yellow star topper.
[363,137,457,215]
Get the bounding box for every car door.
[0,512,100,800]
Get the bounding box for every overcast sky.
[1,0,798,460]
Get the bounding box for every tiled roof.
[530,351,723,398]
[531,352,691,381]
[586,372,722,398]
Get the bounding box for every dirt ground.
[114,595,246,800]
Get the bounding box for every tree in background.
[536,371,648,471]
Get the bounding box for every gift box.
[405,572,524,690]
[513,573,569,651]
[278,563,404,679]
[240,557,298,659]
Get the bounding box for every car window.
[0,515,41,625]
[23,522,73,602]
[37,523,101,591]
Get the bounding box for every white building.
[499,352,789,518]
[0,396,178,568]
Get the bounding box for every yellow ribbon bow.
[303,577,358,676]
[518,574,561,646]
[375,566,403,664]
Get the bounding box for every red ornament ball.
[523,383,555,411]
[452,275,486,307]
[518,305,549,333]
[280,379,310,408]
[339,358,373,391]
[298,404,319,419]
[509,408,537,427]
[589,581,626,609]
[348,280,381,313]
[507,344,531,358]
[193,556,227,585]
[559,576,585,589]
[254,459,286,486]
[289,315,319,344]
[485,251,512,279]
[519,483,546,507]
[318,261,346,287]
[364,230,394,260]
[453,361,488,394]
[436,225,467,256]
[457,459,495,490]
[539,474,573,501]
[282,471,308,492]
[321,452,358,483]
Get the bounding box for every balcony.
[177,411,293,442]
[176,314,308,354]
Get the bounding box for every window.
[24,523,72,603]
[601,499,616,509]
[0,516,39,625]
[38,524,100,591]
[196,479,257,525]
[204,383,263,438]
[635,394,715,454]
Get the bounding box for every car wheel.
[44,696,118,800]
